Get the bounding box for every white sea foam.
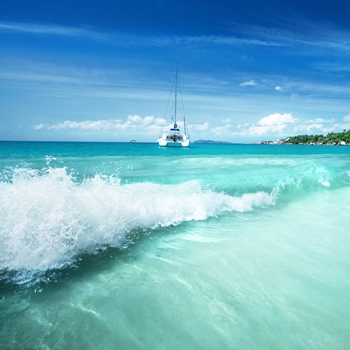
[0,167,274,276]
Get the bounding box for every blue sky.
[1,0,350,142]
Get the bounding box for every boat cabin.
[166,134,183,141]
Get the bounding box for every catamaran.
[158,62,190,147]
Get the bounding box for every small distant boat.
[158,62,190,147]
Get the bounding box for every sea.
[1,141,350,349]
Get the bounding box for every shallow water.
[1,141,350,349]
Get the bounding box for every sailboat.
[158,62,190,147]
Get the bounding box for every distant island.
[193,140,233,144]
[259,129,350,146]
[168,130,350,146]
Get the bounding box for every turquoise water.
[1,141,350,349]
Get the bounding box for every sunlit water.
[1,141,350,349]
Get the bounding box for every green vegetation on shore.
[288,129,350,145]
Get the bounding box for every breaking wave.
[0,167,274,284]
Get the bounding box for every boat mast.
[183,116,186,136]
[174,60,178,126]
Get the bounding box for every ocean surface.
[1,141,350,349]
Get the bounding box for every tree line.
[288,129,350,144]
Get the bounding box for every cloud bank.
[34,115,210,136]
[240,80,256,87]
[247,113,296,135]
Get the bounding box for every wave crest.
[0,167,274,281]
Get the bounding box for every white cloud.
[50,120,116,131]
[305,118,334,124]
[298,124,325,132]
[211,124,231,135]
[294,124,330,134]
[2,19,350,57]
[306,118,322,124]
[143,116,156,125]
[237,123,250,129]
[221,118,231,123]
[247,113,296,135]
[343,114,350,122]
[294,118,336,134]
[240,80,256,87]
[126,115,165,126]
[275,86,282,91]
[0,22,110,43]
[34,115,167,134]
[190,122,209,131]
[126,115,142,124]
[34,123,45,130]
[259,113,295,126]
[0,21,282,48]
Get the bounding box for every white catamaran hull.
[158,134,190,147]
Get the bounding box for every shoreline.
[256,141,350,146]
